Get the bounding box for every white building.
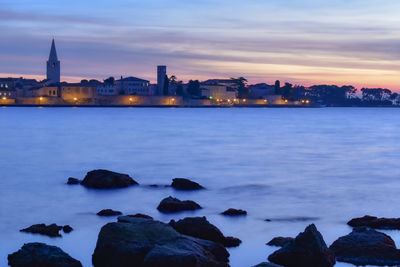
[115,77,150,95]
[200,79,238,100]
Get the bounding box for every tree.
[281,83,294,101]
[176,84,183,96]
[274,80,281,94]
[187,80,200,96]
[104,77,115,85]
[307,85,356,106]
[163,75,169,96]
[233,77,248,98]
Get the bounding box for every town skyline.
[1,0,400,90]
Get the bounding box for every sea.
[1,107,400,267]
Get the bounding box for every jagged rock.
[81,169,138,189]
[221,208,247,216]
[268,224,335,267]
[348,215,400,230]
[157,196,202,213]
[127,213,153,220]
[330,227,400,266]
[62,225,73,233]
[8,242,82,267]
[67,177,80,185]
[252,263,283,267]
[169,216,241,247]
[92,216,229,267]
[267,237,294,247]
[171,178,204,190]
[97,209,122,216]
[20,224,63,237]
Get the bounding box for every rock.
[252,263,283,267]
[8,242,82,267]
[267,237,294,247]
[81,169,138,189]
[92,216,229,267]
[169,216,241,247]
[171,178,204,190]
[97,209,122,216]
[127,213,153,220]
[63,225,73,233]
[330,227,400,266]
[67,177,80,185]
[268,224,335,267]
[157,196,202,213]
[20,224,63,237]
[221,208,247,216]
[348,215,400,230]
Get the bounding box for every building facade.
[115,77,150,95]
[157,65,167,95]
[200,79,238,100]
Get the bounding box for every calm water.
[1,107,400,267]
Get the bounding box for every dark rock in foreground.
[20,224,63,237]
[127,213,153,220]
[221,208,247,216]
[330,227,400,266]
[81,169,138,189]
[268,224,335,267]
[97,209,122,216]
[169,216,241,247]
[171,178,204,190]
[267,237,294,247]
[252,263,283,267]
[63,225,73,233]
[8,242,82,267]
[67,177,80,185]
[348,215,400,230]
[157,196,202,213]
[92,216,229,267]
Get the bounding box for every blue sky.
[1,0,400,88]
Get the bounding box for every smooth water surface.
[1,107,400,267]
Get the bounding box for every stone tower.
[46,39,60,83]
[157,65,167,95]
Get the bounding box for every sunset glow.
[1,0,400,89]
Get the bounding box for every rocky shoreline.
[9,169,400,267]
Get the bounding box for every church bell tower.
[46,39,60,83]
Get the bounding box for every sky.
[1,0,400,89]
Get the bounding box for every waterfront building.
[97,83,117,95]
[200,79,238,101]
[115,77,150,95]
[46,39,61,84]
[33,86,59,97]
[157,66,167,95]
[248,83,275,99]
[60,83,97,102]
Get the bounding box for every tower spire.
[49,39,58,61]
[46,38,60,83]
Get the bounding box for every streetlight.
[129,97,133,105]
[73,97,77,105]
[39,97,43,105]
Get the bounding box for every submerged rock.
[8,242,82,267]
[81,169,138,189]
[221,208,247,216]
[157,196,202,213]
[169,216,241,247]
[20,224,63,237]
[171,178,204,190]
[267,237,294,247]
[127,213,153,220]
[330,227,400,266]
[252,263,283,267]
[67,177,80,185]
[97,209,123,216]
[348,215,400,230]
[92,216,229,267]
[268,224,335,267]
